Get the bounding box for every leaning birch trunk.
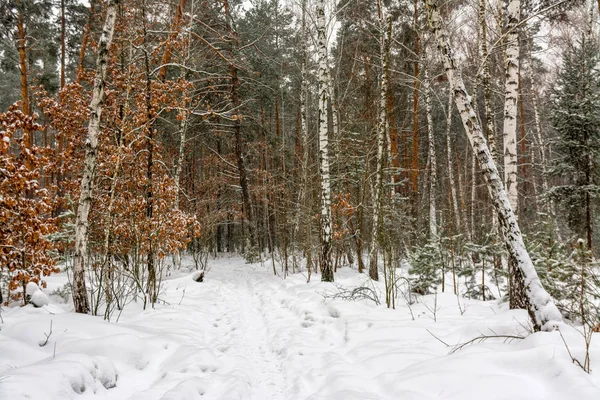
[316,0,333,281]
[424,65,437,240]
[72,0,119,314]
[368,8,390,281]
[502,0,520,217]
[425,0,561,331]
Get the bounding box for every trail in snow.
[1,256,600,400]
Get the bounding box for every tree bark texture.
[316,0,333,282]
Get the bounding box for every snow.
[26,281,40,296]
[30,289,50,307]
[1,256,599,399]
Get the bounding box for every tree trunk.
[479,0,497,161]
[445,89,461,232]
[479,0,500,236]
[369,7,390,281]
[502,0,524,309]
[316,0,333,282]
[15,0,30,145]
[141,0,157,306]
[425,0,562,331]
[411,0,420,223]
[291,0,310,271]
[60,0,66,89]
[503,0,520,218]
[72,0,120,314]
[77,0,96,83]
[224,0,256,253]
[424,65,437,240]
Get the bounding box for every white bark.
[503,0,520,217]
[424,65,437,240]
[368,8,390,281]
[317,0,333,281]
[425,0,561,331]
[72,0,120,314]
[174,112,187,211]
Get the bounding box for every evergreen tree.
[548,35,600,251]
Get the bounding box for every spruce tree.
[548,35,600,251]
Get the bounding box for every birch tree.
[503,0,520,217]
[425,0,562,331]
[72,0,120,314]
[316,0,333,281]
[369,2,390,281]
[424,64,437,240]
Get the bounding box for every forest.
[0,0,600,398]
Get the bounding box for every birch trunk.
[425,0,561,331]
[502,0,524,309]
[72,0,119,314]
[316,0,333,281]
[503,0,520,217]
[424,65,437,240]
[369,7,390,281]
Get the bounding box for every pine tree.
[548,35,600,252]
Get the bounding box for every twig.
[178,285,187,305]
[449,334,525,355]
[426,329,450,347]
[39,320,53,347]
[559,328,586,371]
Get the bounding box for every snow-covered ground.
[1,256,599,399]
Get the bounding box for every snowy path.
[1,257,600,400]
